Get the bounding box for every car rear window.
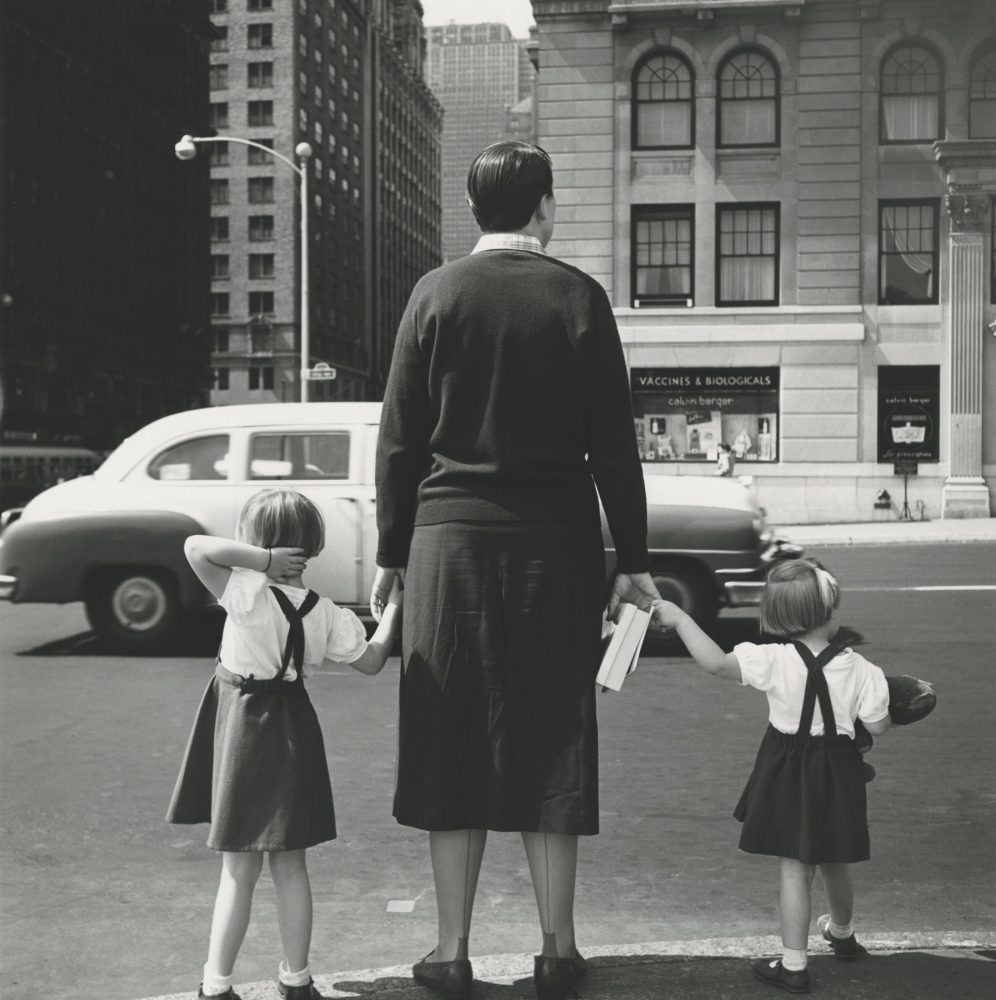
[248,431,350,480]
[147,435,230,481]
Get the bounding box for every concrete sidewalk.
[775,515,996,547]
[141,933,996,1000]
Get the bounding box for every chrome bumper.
[723,536,803,607]
[0,574,16,600]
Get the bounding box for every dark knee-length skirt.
[166,666,336,852]
[394,521,605,835]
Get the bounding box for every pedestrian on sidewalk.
[651,558,891,994]
[371,139,661,1000]
[166,488,403,1000]
[716,442,735,477]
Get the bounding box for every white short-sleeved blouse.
[733,641,890,738]
[217,568,368,681]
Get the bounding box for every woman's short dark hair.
[466,141,553,233]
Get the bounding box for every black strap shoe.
[752,958,811,994]
[412,953,473,1000]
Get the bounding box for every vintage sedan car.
[0,402,800,652]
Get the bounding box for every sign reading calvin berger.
[631,367,780,464]
[877,365,940,463]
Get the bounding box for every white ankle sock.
[279,961,312,987]
[828,919,853,939]
[201,964,232,996]
[782,947,808,972]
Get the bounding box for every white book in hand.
[596,603,651,692]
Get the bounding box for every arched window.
[717,48,779,147]
[633,51,694,149]
[969,39,996,139]
[880,43,943,143]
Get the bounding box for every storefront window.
[632,367,779,463]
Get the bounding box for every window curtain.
[881,210,934,299]
[882,94,938,140]
[638,102,691,146]
[721,99,776,145]
[720,258,774,302]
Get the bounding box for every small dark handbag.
[886,674,937,725]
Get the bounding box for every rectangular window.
[249,214,275,240]
[247,0,272,10]
[208,141,229,166]
[249,253,275,279]
[214,368,230,391]
[212,0,227,12]
[716,204,779,306]
[209,102,228,129]
[248,177,274,203]
[211,217,229,241]
[249,291,275,316]
[247,61,273,88]
[631,206,694,307]
[211,292,230,316]
[247,138,274,164]
[248,366,275,392]
[248,100,273,127]
[211,255,229,279]
[209,64,228,90]
[249,432,351,480]
[879,200,938,305]
[214,331,230,353]
[210,179,229,205]
[210,26,228,51]
[248,23,273,49]
[631,367,780,464]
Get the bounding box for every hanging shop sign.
[631,367,780,464]
[876,365,939,463]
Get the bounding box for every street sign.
[894,459,918,477]
[303,362,336,381]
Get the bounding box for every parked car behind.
[0,403,800,652]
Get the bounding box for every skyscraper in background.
[423,22,535,260]
[206,0,441,404]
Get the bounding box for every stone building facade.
[530,0,995,521]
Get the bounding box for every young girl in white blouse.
[652,558,891,995]
[167,488,402,1000]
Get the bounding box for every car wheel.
[85,568,182,652]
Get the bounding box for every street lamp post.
[174,134,314,401]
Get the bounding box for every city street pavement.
[138,936,996,1000]
[132,516,996,1000]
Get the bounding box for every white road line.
[848,585,996,592]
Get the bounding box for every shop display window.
[632,367,779,464]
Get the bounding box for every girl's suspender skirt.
[166,588,336,852]
[734,642,870,864]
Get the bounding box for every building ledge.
[614,305,864,343]
[609,0,804,14]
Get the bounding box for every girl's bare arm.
[183,535,306,600]
[651,600,742,681]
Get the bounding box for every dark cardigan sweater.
[375,248,650,573]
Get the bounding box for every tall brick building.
[0,0,213,450]
[424,22,536,261]
[530,0,996,520]
[205,0,441,403]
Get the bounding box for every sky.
[419,0,536,39]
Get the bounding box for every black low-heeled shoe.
[533,953,585,1000]
[412,953,473,1000]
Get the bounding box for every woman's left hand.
[370,566,405,622]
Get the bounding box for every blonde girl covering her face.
[166,488,402,1000]
[652,559,890,995]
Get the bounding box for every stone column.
[940,194,991,517]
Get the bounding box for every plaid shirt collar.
[471,232,547,256]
